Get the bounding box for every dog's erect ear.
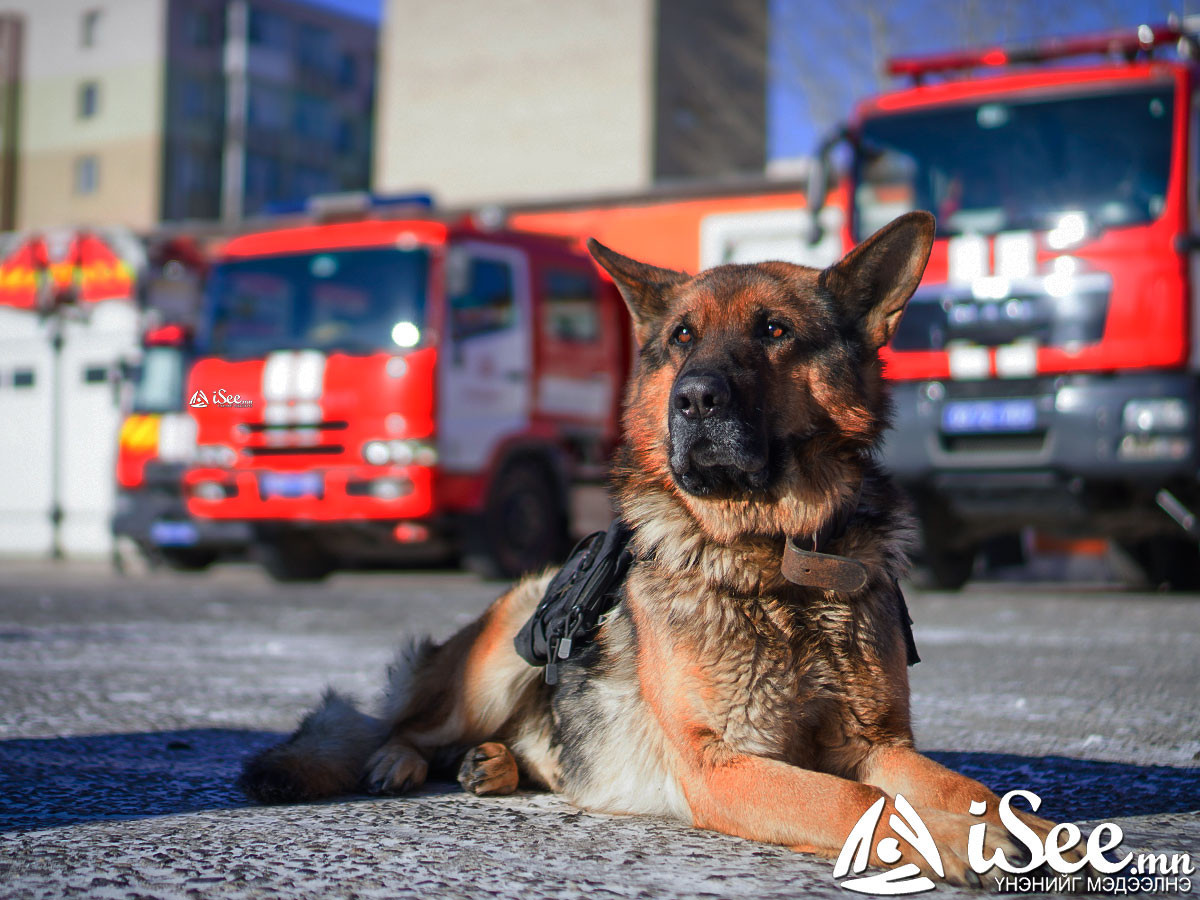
[587,238,688,342]
[821,211,935,351]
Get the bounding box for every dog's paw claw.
[458,742,519,796]
[364,742,427,796]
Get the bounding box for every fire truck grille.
[243,445,345,457]
[940,433,1048,454]
[242,421,350,432]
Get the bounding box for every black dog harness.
[514,523,635,684]
[514,513,919,683]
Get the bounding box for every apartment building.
[0,0,375,231]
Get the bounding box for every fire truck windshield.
[853,84,1174,240]
[132,345,184,413]
[201,247,429,358]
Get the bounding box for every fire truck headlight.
[196,444,237,467]
[391,321,421,348]
[389,440,414,464]
[1046,211,1088,250]
[369,478,412,500]
[390,439,437,466]
[1117,435,1191,462]
[193,480,228,501]
[1122,399,1189,433]
[412,442,437,466]
[363,440,391,465]
[364,439,437,466]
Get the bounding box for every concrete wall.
[652,0,766,180]
[2,0,166,230]
[374,0,656,206]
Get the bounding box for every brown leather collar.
[781,483,868,592]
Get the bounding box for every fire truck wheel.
[257,537,335,583]
[472,460,568,579]
[157,548,218,572]
[914,542,977,591]
[1120,538,1200,591]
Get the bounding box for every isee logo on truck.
[835,790,1193,894]
[189,388,252,409]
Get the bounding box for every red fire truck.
[182,213,630,581]
[811,23,1200,588]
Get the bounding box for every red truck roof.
[218,219,451,259]
[217,217,595,261]
[857,60,1182,117]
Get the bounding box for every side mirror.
[807,126,849,246]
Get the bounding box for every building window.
[184,8,213,47]
[248,9,288,48]
[338,53,357,89]
[78,81,99,119]
[74,156,99,194]
[81,9,101,47]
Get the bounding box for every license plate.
[259,471,323,499]
[941,399,1037,434]
[150,521,199,547]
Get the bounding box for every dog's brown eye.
[764,321,788,341]
[672,325,694,346]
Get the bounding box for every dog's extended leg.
[859,744,1088,867]
[681,751,1032,888]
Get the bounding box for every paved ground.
[0,560,1197,898]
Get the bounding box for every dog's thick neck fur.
[611,440,915,599]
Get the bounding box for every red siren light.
[886,23,1191,81]
[144,323,190,346]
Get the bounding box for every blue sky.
[310,0,1182,160]
[308,0,379,21]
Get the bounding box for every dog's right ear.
[587,238,688,343]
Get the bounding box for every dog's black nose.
[673,373,731,420]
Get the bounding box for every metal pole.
[221,0,249,224]
[49,311,62,559]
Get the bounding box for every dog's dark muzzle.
[668,371,769,495]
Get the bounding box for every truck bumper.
[184,464,436,522]
[882,371,1198,538]
[113,488,253,550]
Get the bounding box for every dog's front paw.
[364,740,428,795]
[874,809,1034,891]
[457,742,519,796]
[910,809,1099,891]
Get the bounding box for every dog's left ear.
[821,211,935,351]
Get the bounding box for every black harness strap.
[514,521,634,684]
[894,580,921,667]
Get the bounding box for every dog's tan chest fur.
[628,562,910,781]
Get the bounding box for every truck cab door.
[438,242,532,472]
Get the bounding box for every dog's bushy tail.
[238,638,436,804]
[237,689,387,804]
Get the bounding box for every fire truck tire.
[258,537,335,583]
[915,542,977,591]
[157,548,218,572]
[470,460,568,579]
[1120,538,1200,591]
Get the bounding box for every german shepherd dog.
[240,212,1084,888]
